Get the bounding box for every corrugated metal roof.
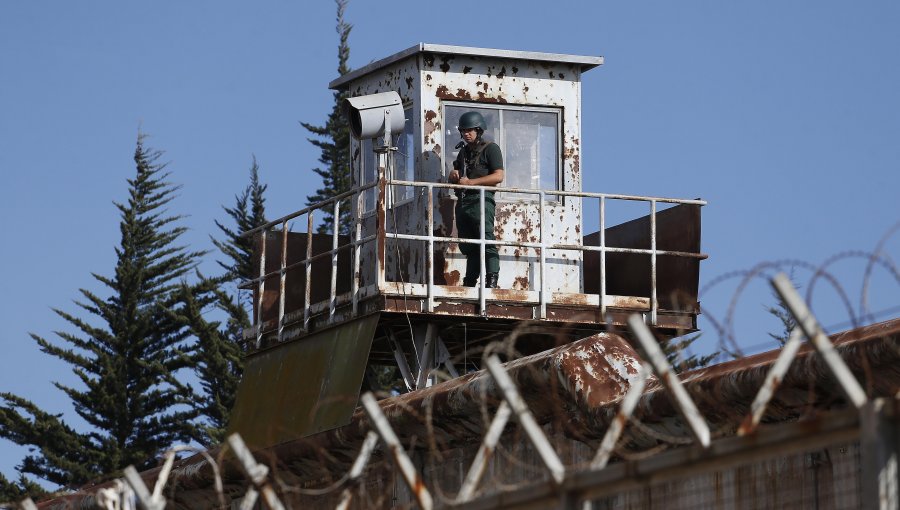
[328,43,604,90]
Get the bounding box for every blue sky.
[1,1,898,482]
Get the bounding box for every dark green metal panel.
[228,314,379,449]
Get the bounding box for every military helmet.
[458,111,487,132]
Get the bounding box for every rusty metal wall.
[422,52,585,293]
[227,313,379,449]
[344,49,587,292]
[252,231,353,330]
[584,203,702,311]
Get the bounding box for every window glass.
[444,104,560,203]
[361,108,414,213]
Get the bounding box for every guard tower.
[229,44,706,449]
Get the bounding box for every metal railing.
[242,169,706,348]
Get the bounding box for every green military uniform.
[454,140,503,286]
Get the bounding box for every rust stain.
[423,53,435,67]
[424,110,438,137]
[512,65,519,74]
[425,73,432,81]
[439,55,452,72]
[455,88,472,100]
[513,276,529,291]
[463,65,472,74]
[497,66,506,79]
[444,269,460,287]
[405,76,413,90]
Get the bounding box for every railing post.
[479,188,486,315]
[277,221,287,343]
[304,211,313,331]
[376,161,387,291]
[352,188,362,316]
[539,190,547,319]
[256,230,266,348]
[330,199,340,324]
[649,199,658,326]
[599,195,606,318]
[426,183,435,313]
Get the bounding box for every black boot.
[463,277,478,287]
[486,272,499,289]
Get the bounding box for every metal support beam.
[415,323,437,390]
[435,337,460,379]
[387,329,415,392]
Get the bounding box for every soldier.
[448,111,504,288]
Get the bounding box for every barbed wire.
[14,224,899,509]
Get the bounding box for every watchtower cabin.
[229,44,706,448]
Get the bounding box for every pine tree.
[0,133,202,491]
[174,159,267,444]
[212,156,268,287]
[0,472,45,504]
[661,333,717,373]
[302,0,353,235]
[766,271,800,346]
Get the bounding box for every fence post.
[360,392,434,510]
[860,398,900,509]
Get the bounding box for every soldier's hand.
[449,170,460,183]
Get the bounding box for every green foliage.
[0,133,203,492]
[766,269,800,346]
[172,159,267,445]
[212,156,268,286]
[302,0,354,235]
[0,471,46,504]
[661,333,717,373]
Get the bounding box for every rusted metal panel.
[252,231,352,334]
[421,52,586,294]
[227,313,379,449]
[584,203,702,311]
[342,46,591,296]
